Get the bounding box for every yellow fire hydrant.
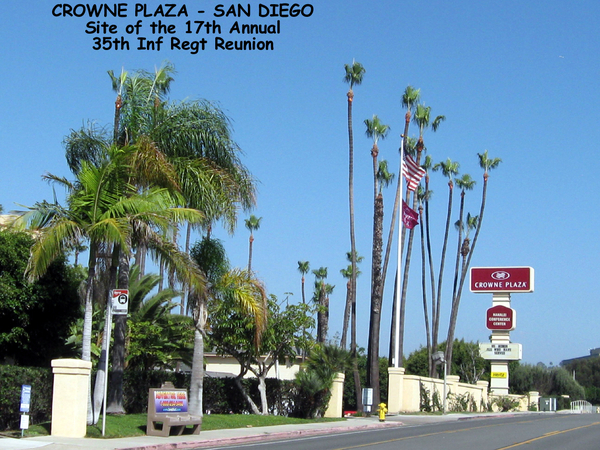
[377,402,387,422]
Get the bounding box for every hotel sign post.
[471,267,534,395]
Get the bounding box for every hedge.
[1,366,300,430]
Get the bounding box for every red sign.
[486,305,516,330]
[470,267,534,293]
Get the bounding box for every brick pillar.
[51,359,92,437]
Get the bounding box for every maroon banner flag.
[401,154,426,191]
[402,200,419,229]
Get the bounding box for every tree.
[125,265,194,372]
[15,145,205,423]
[366,160,394,407]
[64,63,256,414]
[297,261,310,305]
[189,237,267,416]
[396,102,444,369]
[0,229,83,366]
[312,267,331,344]
[210,295,314,414]
[343,60,365,412]
[340,251,363,350]
[430,158,460,366]
[245,215,262,272]
[444,151,501,373]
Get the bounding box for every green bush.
[0,366,52,431]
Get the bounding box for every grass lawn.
[7,414,343,439]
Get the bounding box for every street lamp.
[432,351,447,414]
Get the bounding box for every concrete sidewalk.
[0,413,532,450]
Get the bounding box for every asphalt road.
[200,414,600,450]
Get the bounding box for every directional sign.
[20,385,31,413]
[470,267,534,293]
[486,305,516,330]
[479,343,522,360]
[111,289,129,315]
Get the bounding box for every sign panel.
[479,343,522,360]
[491,372,508,378]
[486,305,516,330]
[111,289,129,315]
[20,385,31,413]
[470,267,534,293]
[153,389,188,413]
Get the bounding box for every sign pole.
[102,300,112,437]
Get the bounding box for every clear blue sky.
[3,1,600,367]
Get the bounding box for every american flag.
[401,154,426,191]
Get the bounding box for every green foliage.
[0,366,53,431]
[419,382,432,412]
[0,230,83,366]
[562,357,600,403]
[493,396,520,412]
[510,363,585,400]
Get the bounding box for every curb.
[120,421,405,450]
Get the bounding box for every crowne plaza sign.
[470,267,534,293]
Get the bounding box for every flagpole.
[393,137,404,368]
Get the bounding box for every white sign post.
[471,267,534,395]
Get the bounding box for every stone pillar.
[324,373,345,418]
[387,367,405,414]
[529,391,540,411]
[51,359,92,438]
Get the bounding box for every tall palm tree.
[245,215,262,272]
[430,158,460,361]
[364,115,391,199]
[344,60,365,413]
[65,64,256,413]
[445,151,501,372]
[366,160,394,406]
[297,260,310,305]
[416,186,432,373]
[396,103,445,367]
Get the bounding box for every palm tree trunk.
[189,328,205,416]
[445,176,488,372]
[82,243,98,425]
[340,280,351,350]
[107,247,129,413]
[347,90,362,413]
[432,183,453,360]
[367,193,384,406]
[419,205,432,369]
[248,235,254,272]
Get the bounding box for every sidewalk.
[0,413,531,450]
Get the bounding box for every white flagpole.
[393,137,404,368]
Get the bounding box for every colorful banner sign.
[153,390,188,413]
[470,267,534,293]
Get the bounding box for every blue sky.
[3,1,600,367]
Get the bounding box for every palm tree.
[445,151,501,372]
[189,237,267,416]
[340,251,363,350]
[430,158,460,362]
[16,146,205,423]
[297,261,310,305]
[245,215,262,272]
[366,160,394,406]
[65,64,256,413]
[450,174,476,314]
[364,115,391,199]
[343,60,365,413]
[396,103,445,368]
[312,266,329,344]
